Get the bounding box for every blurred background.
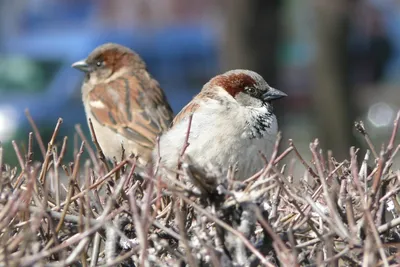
[0,0,400,169]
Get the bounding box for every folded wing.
[88,72,174,151]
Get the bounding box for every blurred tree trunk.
[221,0,284,146]
[222,0,282,86]
[222,1,360,160]
[313,1,360,160]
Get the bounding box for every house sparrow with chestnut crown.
[155,69,287,180]
[72,43,173,166]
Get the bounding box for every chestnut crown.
[209,69,287,103]
[72,43,145,77]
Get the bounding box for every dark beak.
[71,59,90,72]
[262,87,287,101]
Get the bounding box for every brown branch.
[289,139,318,178]
[55,141,84,233]
[354,120,379,159]
[75,124,97,167]
[386,110,400,156]
[38,118,63,184]
[11,141,25,173]
[27,132,33,165]
[25,109,46,158]
[179,194,274,267]
[88,119,110,172]
[51,159,128,212]
[176,115,194,180]
[310,140,350,241]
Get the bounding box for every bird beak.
[72,59,90,72]
[262,87,287,101]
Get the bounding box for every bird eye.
[245,87,256,94]
[96,61,103,67]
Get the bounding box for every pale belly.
[187,130,276,180]
[158,114,277,180]
[84,111,150,165]
[86,114,126,161]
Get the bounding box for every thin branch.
[289,139,318,178]
[25,109,46,158]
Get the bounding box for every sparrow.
[72,43,173,166]
[155,69,287,181]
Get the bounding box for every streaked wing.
[88,71,173,150]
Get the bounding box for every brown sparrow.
[72,43,173,165]
[155,69,287,180]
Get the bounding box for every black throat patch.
[245,105,273,139]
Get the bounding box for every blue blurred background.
[0,0,399,167]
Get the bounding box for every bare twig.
[88,119,110,172]
[289,139,318,178]
[176,114,193,180]
[25,109,46,158]
[38,118,63,184]
[55,141,84,233]
[354,120,379,159]
[179,194,274,267]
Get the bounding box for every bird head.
[208,69,287,108]
[72,43,145,83]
